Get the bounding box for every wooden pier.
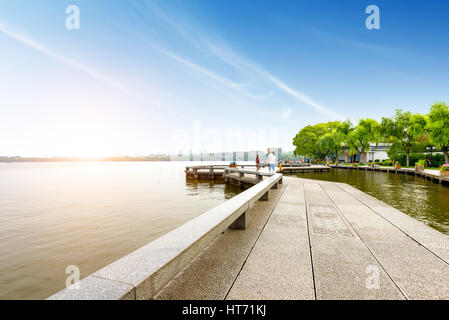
[185,164,267,180]
[281,164,330,174]
[223,168,276,188]
[185,165,227,180]
[330,165,449,185]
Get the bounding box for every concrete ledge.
[48,275,135,300]
[47,173,282,300]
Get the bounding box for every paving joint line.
[224,181,288,300]
[318,183,408,300]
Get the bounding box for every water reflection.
[294,169,449,234]
[185,180,242,200]
[0,161,241,299]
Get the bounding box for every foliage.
[380,109,426,166]
[292,121,340,160]
[394,153,445,167]
[416,159,426,167]
[316,130,344,160]
[381,159,393,166]
[426,102,449,163]
[292,102,449,165]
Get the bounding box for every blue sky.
[1,0,449,157]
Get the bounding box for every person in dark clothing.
[256,154,261,171]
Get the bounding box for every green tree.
[316,130,344,161]
[335,120,355,162]
[380,110,424,166]
[426,102,449,163]
[292,121,340,160]
[351,118,381,162]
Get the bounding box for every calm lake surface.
[295,169,449,235]
[0,161,241,300]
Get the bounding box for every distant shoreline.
[0,156,171,162]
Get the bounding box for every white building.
[338,143,390,162]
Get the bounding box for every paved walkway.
[156,176,449,300]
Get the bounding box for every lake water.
[295,168,449,235]
[0,161,241,300]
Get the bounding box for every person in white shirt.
[267,151,277,172]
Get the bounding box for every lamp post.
[426,146,436,167]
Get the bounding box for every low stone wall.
[48,173,283,300]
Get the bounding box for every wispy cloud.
[0,21,132,95]
[143,2,344,119]
[205,42,345,119]
[129,1,278,103]
[154,46,243,89]
[265,74,343,119]
[154,47,280,102]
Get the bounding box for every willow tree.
[292,121,340,160]
[336,120,364,162]
[381,110,425,166]
[426,102,449,163]
[351,118,380,163]
[316,130,344,161]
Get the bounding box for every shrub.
[416,160,426,167]
[395,153,445,168]
[381,160,393,166]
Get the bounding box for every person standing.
[267,151,277,172]
[256,154,261,171]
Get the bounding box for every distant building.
[169,150,269,161]
[337,143,390,162]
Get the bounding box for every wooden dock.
[186,164,330,180]
[281,164,330,174]
[185,164,266,180]
[330,165,449,185]
[223,168,275,188]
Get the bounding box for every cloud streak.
[266,74,343,119]
[154,46,243,89]
[145,3,344,119]
[206,42,345,119]
[0,21,131,95]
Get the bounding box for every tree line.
[292,102,449,166]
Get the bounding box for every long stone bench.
[48,173,283,300]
